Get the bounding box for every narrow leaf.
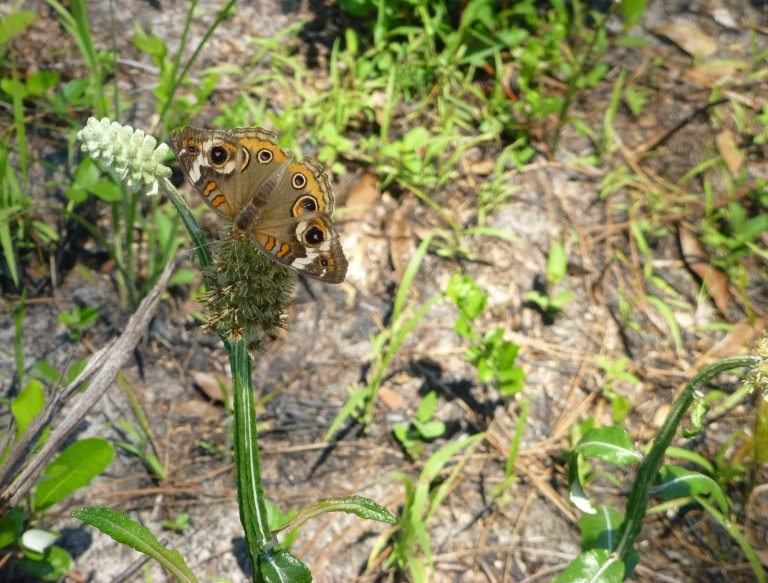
[653,465,728,514]
[72,507,198,583]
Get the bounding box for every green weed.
[369,433,484,582]
[326,235,440,436]
[392,391,447,459]
[524,239,574,320]
[57,305,99,341]
[562,356,765,582]
[446,272,525,397]
[0,382,115,580]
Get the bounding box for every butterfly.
[170,127,347,283]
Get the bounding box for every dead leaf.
[191,370,232,404]
[388,198,416,283]
[716,129,744,175]
[464,157,495,176]
[678,223,731,316]
[652,403,671,428]
[379,386,408,411]
[345,172,380,221]
[682,63,740,88]
[653,22,718,58]
[701,317,766,361]
[712,7,738,30]
[175,399,221,422]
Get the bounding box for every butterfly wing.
[249,156,347,283]
[171,127,347,283]
[170,127,290,220]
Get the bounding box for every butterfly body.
[170,127,347,283]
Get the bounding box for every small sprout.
[77,117,171,196]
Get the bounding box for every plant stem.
[615,355,760,559]
[229,339,272,581]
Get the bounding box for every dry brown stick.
[0,342,116,491]
[0,259,176,510]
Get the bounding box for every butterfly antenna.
[180,238,215,259]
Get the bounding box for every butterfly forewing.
[171,126,347,283]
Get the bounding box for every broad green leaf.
[574,427,643,465]
[259,548,311,583]
[72,157,100,189]
[19,545,72,582]
[580,506,623,551]
[412,419,445,440]
[0,507,24,549]
[552,549,624,583]
[654,465,728,513]
[26,71,60,96]
[34,438,114,511]
[619,0,647,28]
[11,380,45,441]
[0,11,36,46]
[88,179,122,202]
[416,391,438,422]
[73,506,198,583]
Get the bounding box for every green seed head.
[202,230,295,353]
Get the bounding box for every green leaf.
[0,507,24,549]
[415,391,438,422]
[619,0,648,28]
[169,268,198,287]
[260,548,311,583]
[281,495,396,536]
[11,380,45,441]
[19,545,72,582]
[72,157,101,189]
[654,465,729,514]
[88,179,123,203]
[73,507,198,583]
[34,438,114,511]
[412,419,446,440]
[552,549,624,583]
[580,506,623,551]
[445,272,488,327]
[0,11,36,46]
[574,427,643,465]
[546,241,568,285]
[26,71,60,96]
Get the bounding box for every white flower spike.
[77,117,171,196]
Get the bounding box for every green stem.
[157,0,237,126]
[615,355,761,560]
[165,176,272,578]
[549,4,609,154]
[228,340,272,581]
[160,177,211,268]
